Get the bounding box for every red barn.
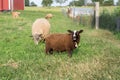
[0,0,24,11]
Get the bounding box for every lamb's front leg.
[67,50,72,57]
[45,46,50,55]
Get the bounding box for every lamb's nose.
[73,37,76,41]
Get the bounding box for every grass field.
[0,7,120,80]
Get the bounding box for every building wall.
[13,0,24,10]
[0,0,24,11]
[3,0,9,10]
[0,0,3,10]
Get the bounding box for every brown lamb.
[45,13,53,19]
[45,29,83,57]
[12,12,21,18]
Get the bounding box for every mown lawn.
[0,7,120,80]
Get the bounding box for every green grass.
[0,7,120,80]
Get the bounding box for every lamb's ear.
[78,30,83,34]
[38,34,44,39]
[67,30,73,33]
[38,34,42,37]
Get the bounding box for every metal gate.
[66,7,95,26]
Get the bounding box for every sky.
[29,0,119,7]
[29,0,73,6]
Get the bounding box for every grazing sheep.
[45,29,83,57]
[12,12,21,18]
[67,8,74,18]
[67,8,80,22]
[32,18,50,45]
[45,13,53,19]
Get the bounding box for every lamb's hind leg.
[49,49,53,54]
[45,45,53,55]
[67,50,72,57]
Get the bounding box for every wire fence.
[61,7,95,27]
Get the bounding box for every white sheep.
[32,18,50,45]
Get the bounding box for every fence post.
[95,2,99,29]
[116,17,120,32]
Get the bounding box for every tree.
[25,0,29,6]
[42,0,53,7]
[69,0,84,6]
[103,0,114,6]
[117,0,120,5]
[55,0,68,6]
[30,1,37,6]
[92,0,104,5]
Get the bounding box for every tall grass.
[99,6,120,40]
[0,7,120,80]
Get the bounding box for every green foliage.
[92,0,114,6]
[103,0,114,6]
[69,0,84,6]
[99,7,120,32]
[114,32,120,40]
[92,0,104,5]
[114,7,120,16]
[30,1,37,6]
[117,0,120,5]
[99,9,116,31]
[55,0,68,6]
[25,0,29,6]
[87,3,95,6]
[78,15,94,27]
[42,0,53,7]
